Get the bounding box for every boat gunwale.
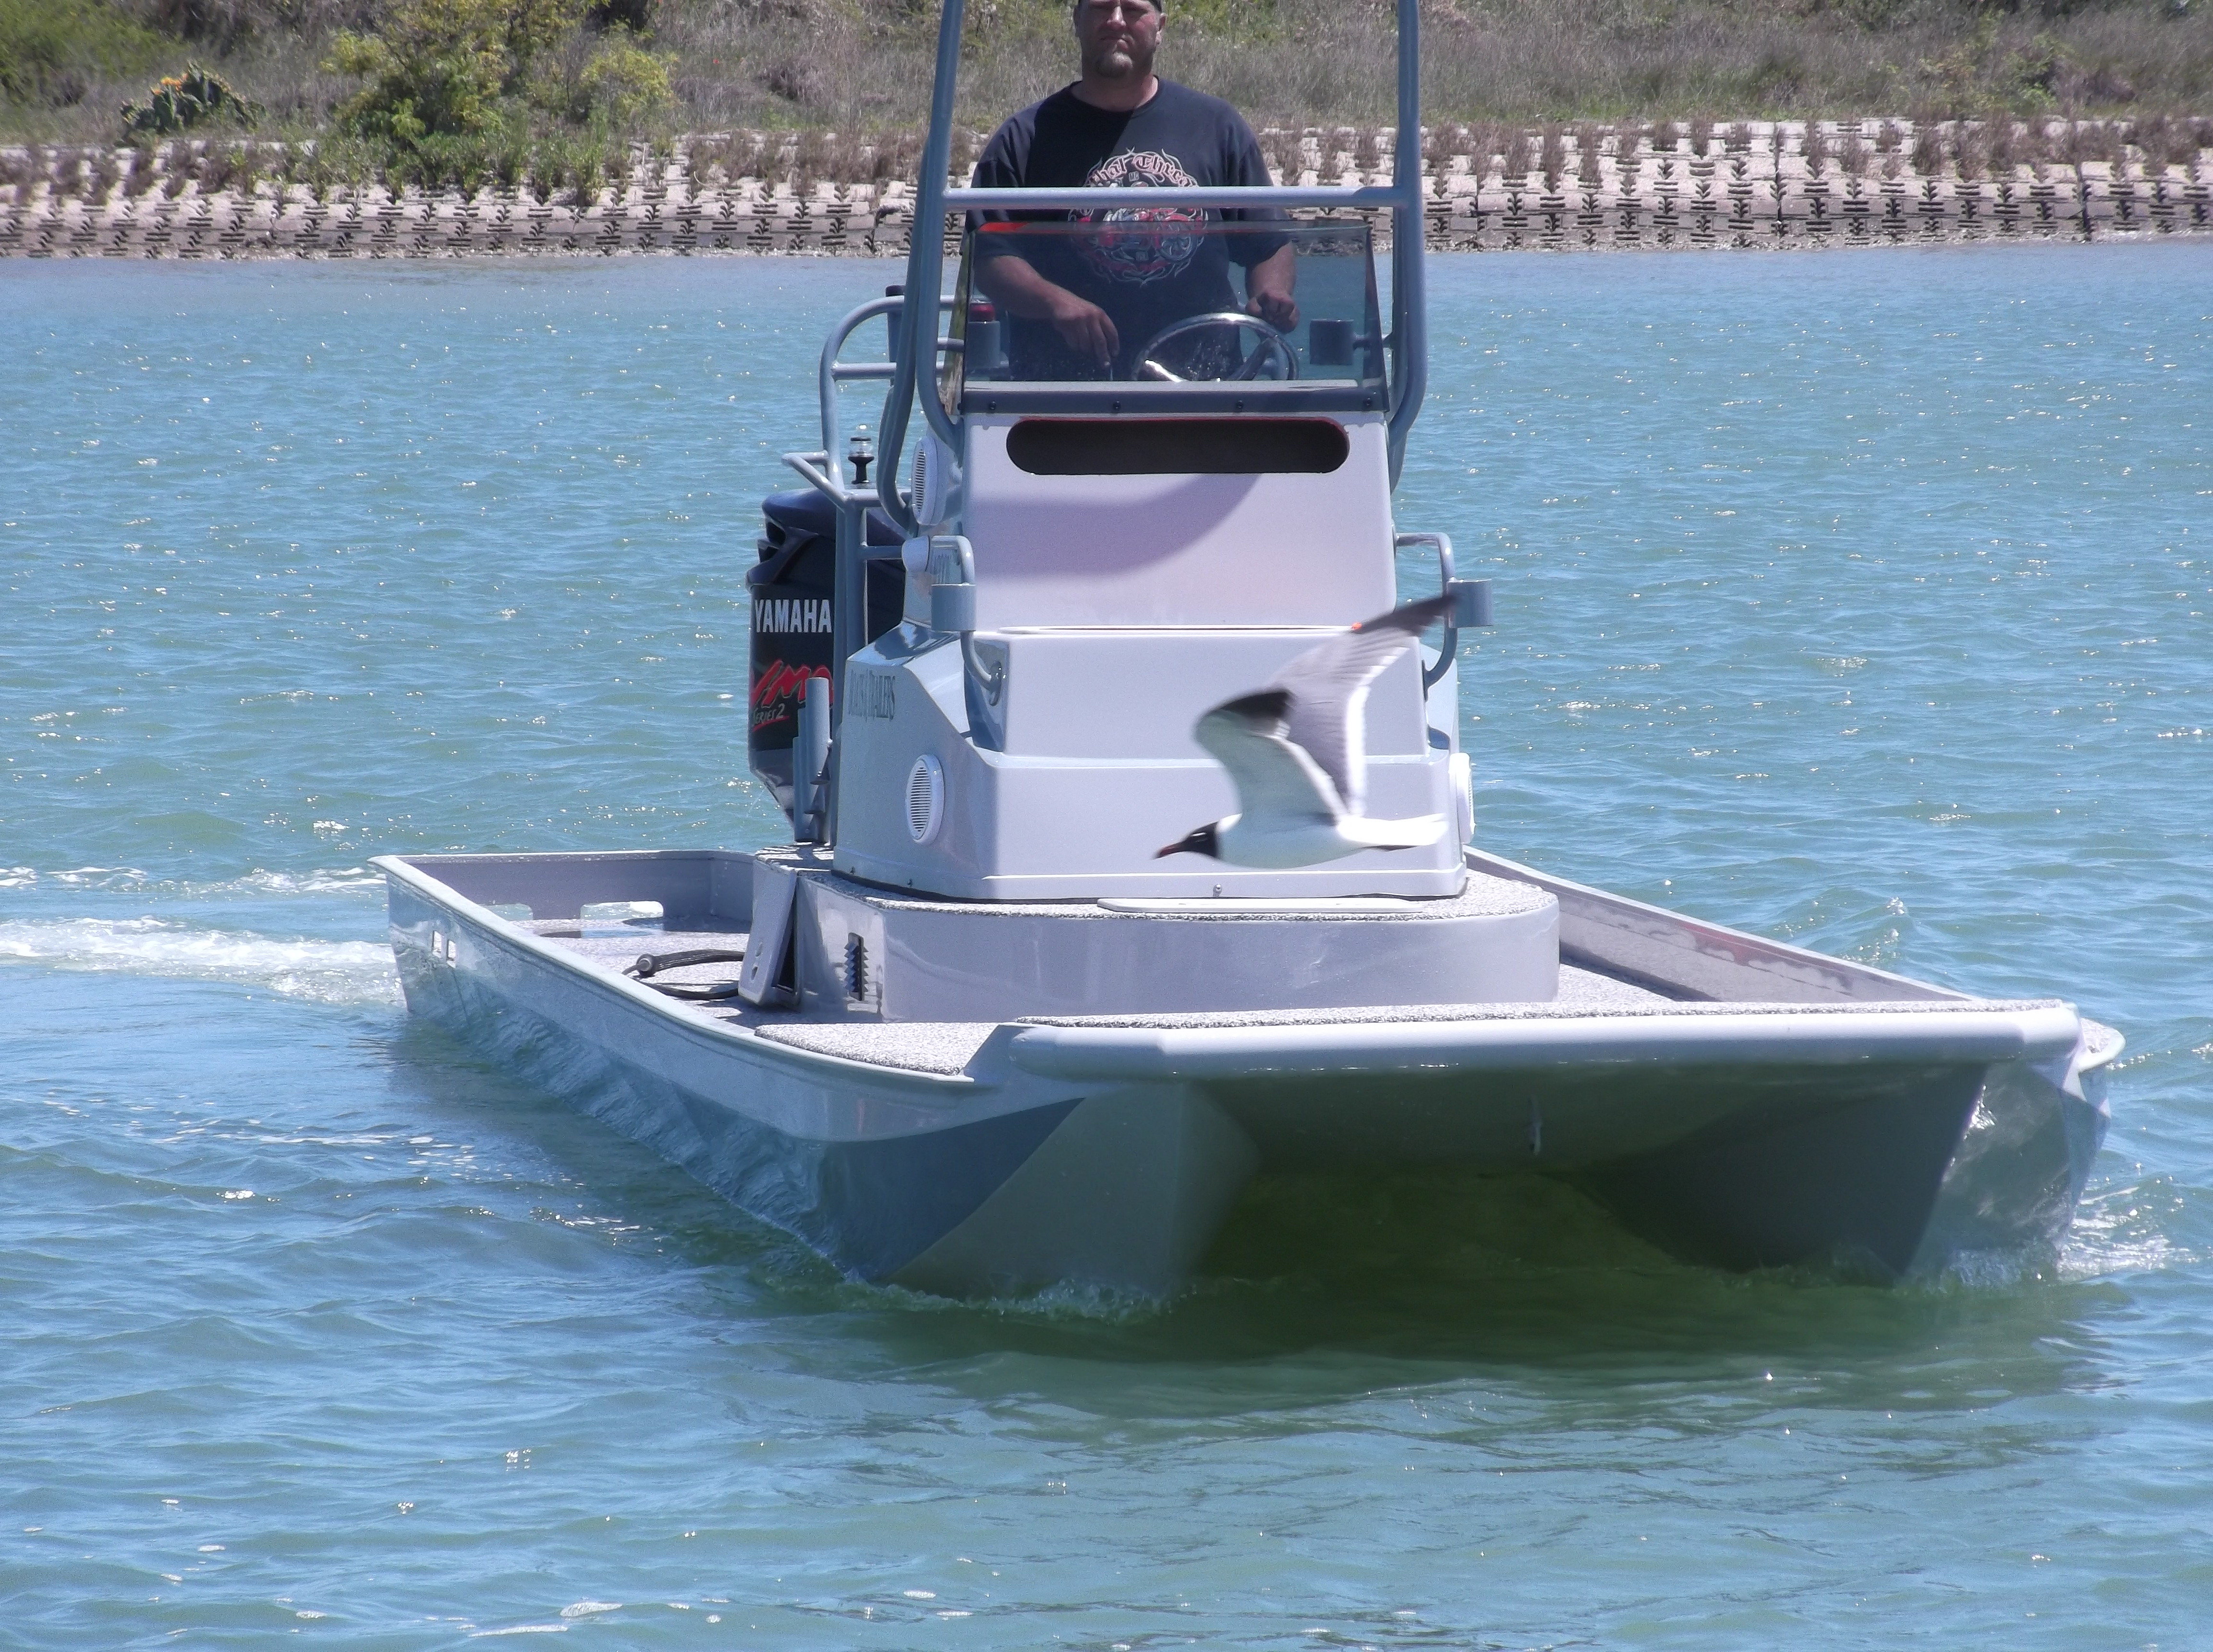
[372,850,1008,1093]
[375,848,2117,1085]
[1000,1000,2090,1083]
[1467,847,1980,1008]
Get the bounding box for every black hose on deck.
[624,948,749,1001]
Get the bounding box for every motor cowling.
[747,489,905,815]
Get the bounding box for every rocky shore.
[4,119,2208,259]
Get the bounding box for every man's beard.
[1086,38,1151,80]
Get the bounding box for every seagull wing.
[1194,689,1347,822]
[1336,813,1450,850]
[1269,594,1453,817]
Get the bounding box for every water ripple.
[2,246,2208,1649]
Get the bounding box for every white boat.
[377,0,2118,1297]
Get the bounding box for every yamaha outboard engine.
[747,489,905,814]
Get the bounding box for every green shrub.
[296,139,332,199]
[569,137,602,203]
[324,0,582,143]
[578,33,672,128]
[0,0,165,104]
[530,130,565,198]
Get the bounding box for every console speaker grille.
[906,754,944,845]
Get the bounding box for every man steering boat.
[969,0,1300,382]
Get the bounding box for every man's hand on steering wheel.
[1246,285,1299,333]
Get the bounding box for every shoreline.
[5,120,2209,258]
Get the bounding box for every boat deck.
[507,912,2106,1081]
[518,916,1741,1075]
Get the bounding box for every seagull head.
[1154,822,1222,860]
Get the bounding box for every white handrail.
[816,295,903,487]
[875,0,974,537]
[812,292,959,500]
[1006,1005,2088,1082]
[1385,0,1426,486]
[945,184,1414,211]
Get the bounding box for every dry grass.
[642,0,2213,133]
[2,0,2208,147]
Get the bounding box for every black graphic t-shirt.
[970,80,1288,379]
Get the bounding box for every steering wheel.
[1133,312,1299,383]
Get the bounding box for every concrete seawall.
[4,120,2207,259]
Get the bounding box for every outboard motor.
[747,489,905,814]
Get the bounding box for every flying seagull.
[1157,595,1455,868]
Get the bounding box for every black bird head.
[1154,823,1221,860]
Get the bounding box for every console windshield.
[944,219,1386,408]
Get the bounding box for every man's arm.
[973,252,1120,369]
[969,102,1120,370]
[1224,108,1297,332]
[1243,242,1298,332]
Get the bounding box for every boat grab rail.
[940,184,1418,211]
[1003,1001,2089,1083]
[918,534,1006,718]
[875,0,973,538]
[775,291,969,847]
[1394,531,1495,692]
[800,292,961,512]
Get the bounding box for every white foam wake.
[2057,1177,2185,1280]
[0,865,386,897]
[0,916,401,1007]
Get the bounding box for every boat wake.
[858,1275,1172,1325]
[0,863,386,898]
[2056,1175,2189,1281]
[0,915,402,1007]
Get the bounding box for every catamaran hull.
[381,852,2113,1297]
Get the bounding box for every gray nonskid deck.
[750,1021,1005,1074]
[516,915,1679,1075]
[526,923,749,984]
[510,915,2087,1082]
[739,966,1669,1075]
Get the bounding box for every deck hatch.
[1006,418,1349,477]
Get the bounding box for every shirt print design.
[1075,149,1204,286]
